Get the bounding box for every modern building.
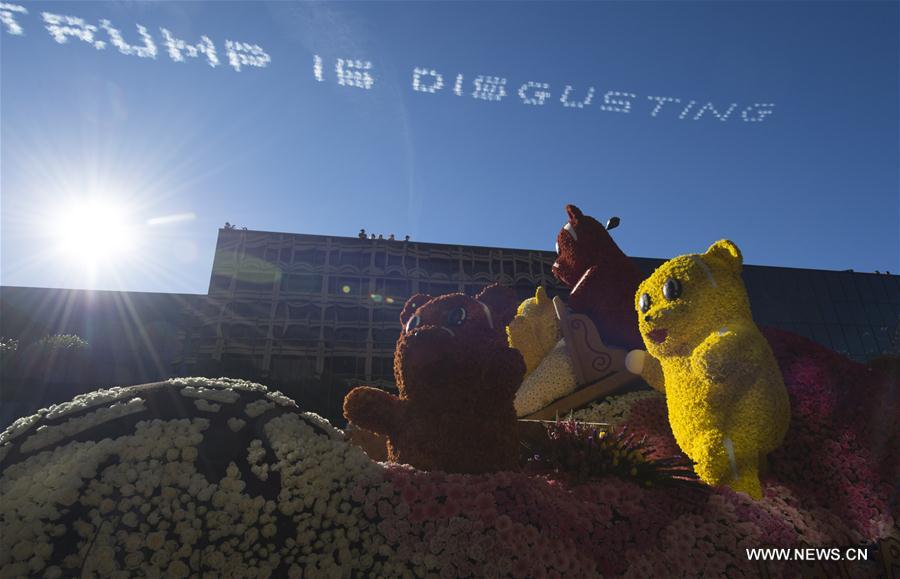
[178,228,899,387]
[2,227,898,425]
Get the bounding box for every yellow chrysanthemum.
[507,287,559,376]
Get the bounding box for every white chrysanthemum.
[572,390,664,427]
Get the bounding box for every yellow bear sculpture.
[625,240,790,499]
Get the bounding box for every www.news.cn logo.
[746,547,869,562]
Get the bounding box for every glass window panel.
[775,296,798,324]
[282,325,320,341]
[809,324,833,350]
[371,357,395,380]
[373,329,400,349]
[839,274,861,302]
[373,307,402,323]
[291,248,326,266]
[235,277,274,293]
[841,326,866,359]
[335,251,370,268]
[824,274,847,301]
[282,274,322,294]
[863,302,885,326]
[880,301,899,318]
[748,297,775,325]
[426,258,457,277]
[855,275,878,302]
[427,282,459,296]
[515,284,535,301]
[330,356,363,376]
[835,301,866,325]
[857,327,879,357]
[882,275,900,302]
[211,274,232,290]
[244,246,266,260]
[863,274,888,302]
[776,272,801,302]
[796,298,821,323]
[812,291,840,323]
[790,323,814,341]
[332,306,368,323]
[328,277,366,296]
[827,325,850,356]
[872,325,893,353]
[334,328,368,345]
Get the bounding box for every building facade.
[176,228,900,392]
[2,227,897,426]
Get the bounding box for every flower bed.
[1,342,897,578]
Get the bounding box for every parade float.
[1,206,897,577]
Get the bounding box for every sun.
[49,200,137,266]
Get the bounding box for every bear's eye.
[662,278,682,301]
[446,307,466,326]
[639,293,651,313]
[405,315,421,332]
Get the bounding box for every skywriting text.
[0,3,775,124]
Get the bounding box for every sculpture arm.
[625,350,665,393]
[343,387,405,437]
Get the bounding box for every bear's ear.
[400,294,431,327]
[476,283,518,331]
[565,204,583,224]
[704,239,743,272]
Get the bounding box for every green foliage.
[524,418,701,488]
[0,337,18,353]
[35,333,89,351]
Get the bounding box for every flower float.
[0,365,896,577]
[625,240,791,499]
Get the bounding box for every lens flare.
[49,200,136,266]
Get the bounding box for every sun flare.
[50,200,137,266]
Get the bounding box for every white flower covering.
[193,399,222,413]
[180,386,240,404]
[0,378,392,577]
[514,339,578,417]
[571,390,664,428]
[262,413,385,576]
[0,413,41,446]
[20,397,147,454]
[245,399,276,418]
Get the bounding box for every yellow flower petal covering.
[513,338,578,417]
[630,240,790,499]
[507,287,560,376]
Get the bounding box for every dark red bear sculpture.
[552,204,645,350]
[343,284,525,474]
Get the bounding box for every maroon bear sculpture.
[343,284,525,474]
[552,204,645,351]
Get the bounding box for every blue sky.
[1,1,897,294]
